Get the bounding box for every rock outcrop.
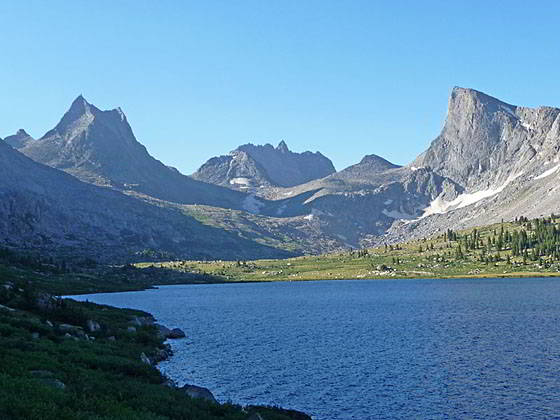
[180,384,217,403]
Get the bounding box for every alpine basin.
[72,278,560,419]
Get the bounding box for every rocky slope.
[13,96,247,209]
[0,140,294,262]
[192,141,335,192]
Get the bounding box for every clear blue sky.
[1,1,559,174]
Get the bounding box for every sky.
[1,1,560,174]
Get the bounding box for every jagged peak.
[3,128,35,149]
[60,94,97,122]
[70,94,92,109]
[276,140,289,153]
[43,96,134,140]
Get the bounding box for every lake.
[72,278,560,419]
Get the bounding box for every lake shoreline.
[62,270,560,297]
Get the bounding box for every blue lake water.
[72,278,560,419]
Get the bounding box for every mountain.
[4,129,34,149]
[192,141,336,192]
[3,87,560,259]
[412,87,560,188]
[13,96,247,209]
[0,139,295,262]
[250,87,560,248]
[385,87,560,243]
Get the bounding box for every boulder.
[162,378,177,388]
[168,328,186,339]
[30,370,66,390]
[127,326,137,333]
[35,293,57,311]
[41,378,66,390]
[180,384,217,403]
[151,345,173,363]
[86,319,101,332]
[129,316,155,326]
[246,406,312,420]
[155,324,171,339]
[59,323,84,335]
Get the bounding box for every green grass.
[0,262,309,419]
[140,219,560,283]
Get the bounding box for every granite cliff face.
[192,141,335,191]
[413,87,560,189]
[385,87,560,243]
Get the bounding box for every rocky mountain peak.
[447,86,517,123]
[68,94,94,115]
[358,154,400,171]
[193,141,336,190]
[415,87,560,189]
[3,129,35,149]
[276,140,289,153]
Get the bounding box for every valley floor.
[138,219,560,284]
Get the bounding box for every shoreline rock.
[179,384,217,403]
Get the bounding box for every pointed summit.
[15,96,246,209]
[69,94,91,110]
[3,129,34,149]
[276,140,289,153]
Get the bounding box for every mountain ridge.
[13,96,251,210]
[192,140,336,191]
[3,86,560,258]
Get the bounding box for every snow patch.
[535,164,560,180]
[230,177,251,186]
[409,166,420,171]
[421,172,522,218]
[243,195,264,214]
[303,214,314,221]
